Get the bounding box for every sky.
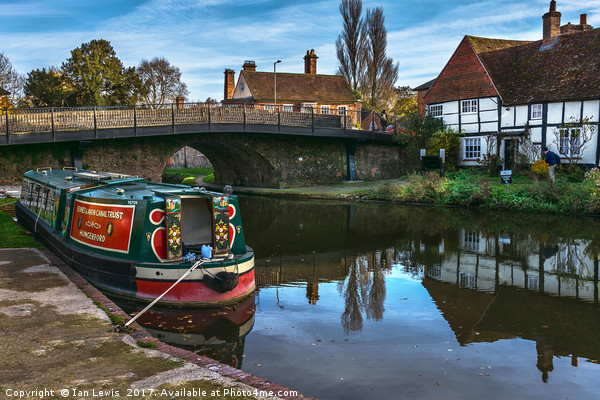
[2,0,600,102]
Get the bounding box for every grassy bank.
[358,170,600,215]
[0,198,42,248]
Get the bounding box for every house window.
[264,104,275,111]
[531,104,542,119]
[463,138,481,159]
[301,103,316,113]
[320,105,330,115]
[461,99,477,114]
[429,104,443,117]
[240,82,245,92]
[559,128,581,157]
[282,104,294,112]
[338,106,347,115]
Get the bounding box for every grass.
[0,198,43,248]
[162,167,214,185]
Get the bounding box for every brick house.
[222,50,362,126]
[418,1,600,168]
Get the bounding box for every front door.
[504,139,514,170]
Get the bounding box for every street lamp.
[274,60,281,111]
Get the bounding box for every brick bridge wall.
[0,134,409,187]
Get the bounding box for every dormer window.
[461,99,477,114]
[531,104,542,119]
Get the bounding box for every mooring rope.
[121,259,205,329]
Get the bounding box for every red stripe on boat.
[136,269,255,304]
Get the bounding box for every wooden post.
[51,107,55,141]
[243,103,246,132]
[133,105,137,136]
[440,149,446,177]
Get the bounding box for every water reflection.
[240,197,600,389]
[117,296,255,368]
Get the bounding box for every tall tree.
[360,7,399,111]
[391,86,417,117]
[62,39,142,106]
[24,67,72,107]
[0,52,25,107]
[137,57,188,108]
[335,0,365,92]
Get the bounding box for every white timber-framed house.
[419,1,600,168]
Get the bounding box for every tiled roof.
[412,78,436,91]
[240,71,357,104]
[475,29,600,104]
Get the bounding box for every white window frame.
[429,104,443,117]
[559,127,581,157]
[463,137,481,159]
[264,104,275,111]
[282,104,294,112]
[240,81,245,92]
[301,103,316,113]
[531,104,542,119]
[337,106,347,116]
[320,105,331,115]
[461,99,478,114]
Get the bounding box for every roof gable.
[424,36,500,104]
[238,71,357,103]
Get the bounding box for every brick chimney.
[542,0,561,46]
[224,69,235,100]
[242,60,256,71]
[580,14,588,25]
[304,49,318,74]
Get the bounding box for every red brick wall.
[424,37,498,104]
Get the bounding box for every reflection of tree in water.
[340,251,390,334]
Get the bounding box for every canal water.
[118,196,600,400]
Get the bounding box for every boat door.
[212,195,231,256]
[165,197,183,259]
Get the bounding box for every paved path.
[0,247,313,400]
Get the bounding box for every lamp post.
[274,60,281,111]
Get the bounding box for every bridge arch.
[182,139,281,188]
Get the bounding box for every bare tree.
[137,57,189,108]
[0,52,25,107]
[360,7,399,111]
[335,0,365,92]
[552,116,597,167]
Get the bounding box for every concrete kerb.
[40,249,316,400]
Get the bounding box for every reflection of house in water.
[421,229,599,302]
[400,227,600,383]
[255,249,392,334]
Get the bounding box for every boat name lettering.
[78,230,106,243]
[76,205,124,220]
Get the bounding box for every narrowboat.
[15,168,255,307]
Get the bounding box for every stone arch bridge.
[0,103,406,187]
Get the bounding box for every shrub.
[182,177,196,186]
[531,159,548,179]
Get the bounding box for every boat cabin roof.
[24,169,221,201]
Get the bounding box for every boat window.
[181,197,213,248]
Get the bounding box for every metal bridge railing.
[1,102,398,142]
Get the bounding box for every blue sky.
[2,0,599,102]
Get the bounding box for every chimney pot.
[549,0,556,12]
[580,13,588,25]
